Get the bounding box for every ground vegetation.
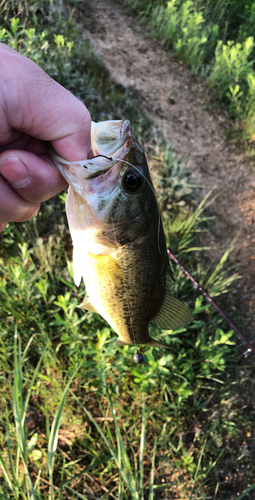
[0,1,255,498]
[124,0,255,141]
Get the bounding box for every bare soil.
[81,0,255,343]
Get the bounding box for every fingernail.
[0,157,31,188]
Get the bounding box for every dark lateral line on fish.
[86,154,113,167]
[167,248,255,356]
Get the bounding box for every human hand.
[0,43,91,233]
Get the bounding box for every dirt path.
[81,0,255,341]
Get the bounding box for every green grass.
[123,0,255,142]
[0,1,255,498]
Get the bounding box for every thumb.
[0,150,67,204]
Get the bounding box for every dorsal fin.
[152,287,193,330]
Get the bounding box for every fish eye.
[123,169,143,193]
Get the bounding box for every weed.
[0,0,255,498]
[124,0,255,141]
[1,138,252,497]
[208,37,255,116]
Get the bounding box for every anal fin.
[152,288,193,330]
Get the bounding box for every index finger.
[0,44,91,161]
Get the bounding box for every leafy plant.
[124,0,255,140]
[208,37,255,114]
[0,137,250,497]
[0,0,254,498]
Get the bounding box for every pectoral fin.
[88,252,124,284]
[78,298,98,313]
[152,288,193,330]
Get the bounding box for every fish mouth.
[91,119,132,158]
[48,119,133,191]
[84,120,132,179]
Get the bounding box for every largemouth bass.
[50,120,192,348]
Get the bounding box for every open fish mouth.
[84,120,132,179]
[91,120,132,159]
[48,120,133,189]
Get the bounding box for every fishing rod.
[167,248,255,356]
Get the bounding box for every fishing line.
[167,248,255,356]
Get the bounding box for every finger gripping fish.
[50,120,192,349]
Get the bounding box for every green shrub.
[144,0,218,71]
[0,0,254,497]
[208,37,255,115]
[125,0,255,140]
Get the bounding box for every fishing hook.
[88,154,113,161]
[82,154,113,169]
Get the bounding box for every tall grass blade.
[183,187,215,234]
[34,469,42,495]
[0,449,15,493]
[55,458,108,494]
[4,414,18,495]
[235,483,255,499]
[117,406,123,500]
[58,457,65,500]
[22,341,48,428]
[64,485,90,499]
[108,392,138,497]
[205,233,239,290]
[139,394,146,499]
[48,363,81,500]
[13,332,37,500]
[189,439,206,500]
[54,458,108,494]
[71,390,139,498]
[148,438,157,500]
